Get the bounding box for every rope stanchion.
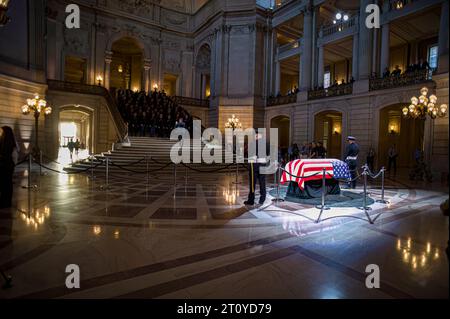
[258,162,284,211]
[376,167,389,204]
[100,157,111,190]
[232,154,241,185]
[89,155,96,180]
[22,154,37,190]
[358,165,373,224]
[146,156,150,186]
[173,162,177,198]
[315,168,330,222]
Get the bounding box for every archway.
[314,111,342,158]
[270,115,290,157]
[110,37,144,91]
[58,107,93,164]
[195,44,211,99]
[378,104,424,170]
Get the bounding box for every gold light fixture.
[118,65,123,73]
[96,75,103,86]
[402,87,447,120]
[0,0,11,27]
[393,0,404,10]
[21,94,52,154]
[225,114,242,130]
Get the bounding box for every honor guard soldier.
[344,136,359,189]
[244,133,267,206]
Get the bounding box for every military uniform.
[343,136,359,189]
[244,137,267,205]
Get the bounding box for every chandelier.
[0,0,10,26]
[21,94,52,116]
[225,114,242,129]
[333,12,349,31]
[402,87,447,120]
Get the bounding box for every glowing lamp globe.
[420,87,428,96]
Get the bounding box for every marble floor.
[0,162,448,299]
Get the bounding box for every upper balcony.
[369,69,435,91]
[277,39,301,60]
[382,0,445,24]
[267,93,297,106]
[317,15,358,46]
[307,83,353,101]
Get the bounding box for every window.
[428,45,438,69]
[324,72,331,89]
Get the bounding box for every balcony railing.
[267,94,297,106]
[47,80,127,140]
[388,0,418,11]
[172,96,210,108]
[369,69,434,91]
[278,40,301,55]
[321,15,357,38]
[308,83,353,100]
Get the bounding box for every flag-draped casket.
[280,159,351,199]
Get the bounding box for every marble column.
[143,59,151,93]
[275,59,280,94]
[358,0,372,79]
[104,51,113,90]
[379,23,390,75]
[300,8,313,90]
[317,44,324,87]
[352,33,359,80]
[438,0,449,73]
[201,74,207,98]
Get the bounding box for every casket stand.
[286,178,341,199]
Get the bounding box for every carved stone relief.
[164,49,181,72]
[64,29,89,56]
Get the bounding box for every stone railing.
[307,83,353,100]
[273,0,294,10]
[47,80,127,140]
[321,15,357,37]
[388,0,418,11]
[172,96,209,108]
[278,40,301,55]
[267,94,297,106]
[369,69,435,91]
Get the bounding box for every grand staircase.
[64,137,234,175]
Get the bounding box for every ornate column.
[352,32,359,80]
[104,50,113,89]
[275,59,280,94]
[300,6,313,90]
[201,74,207,98]
[438,0,449,73]
[317,44,324,87]
[379,23,390,75]
[143,59,151,93]
[357,0,372,79]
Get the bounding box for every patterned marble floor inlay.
[0,163,448,299]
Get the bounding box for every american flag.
[280,159,350,190]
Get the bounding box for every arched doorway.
[110,37,144,91]
[314,111,342,158]
[195,44,211,99]
[378,104,424,170]
[270,115,290,156]
[58,107,93,164]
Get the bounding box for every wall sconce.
[96,75,103,86]
[333,126,341,135]
[133,87,139,93]
[0,0,11,27]
[153,83,159,90]
[118,65,123,73]
[389,124,398,135]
